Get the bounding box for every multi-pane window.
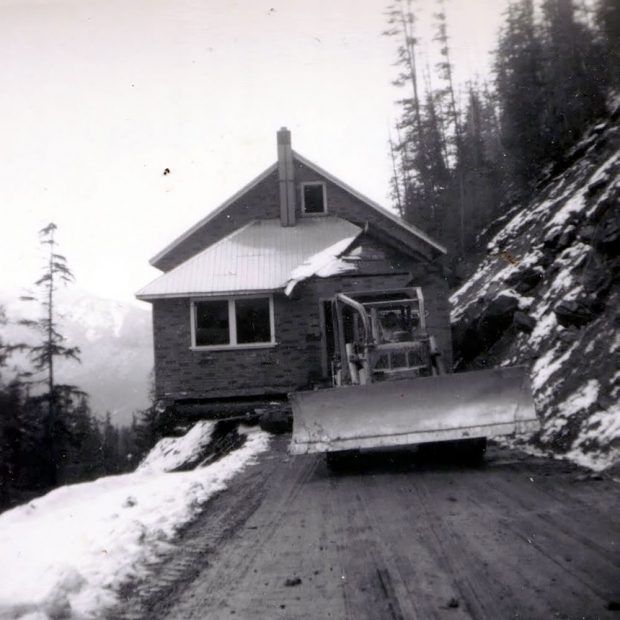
[192,297,274,348]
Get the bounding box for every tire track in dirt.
[116,445,279,620]
[116,441,620,620]
[379,469,503,619]
[151,442,329,618]
[326,475,412,620]
[436,465,619,619]
[464,471,620,612]
[486,471,620,567]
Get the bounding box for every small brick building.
[137,129,450,413]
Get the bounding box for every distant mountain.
[0,288,153,426]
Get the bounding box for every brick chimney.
[277,127,296,227]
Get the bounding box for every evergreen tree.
[456,85,506,247]
[118,417,140,472]
[383,0,614,278]
[433,0,462,163]
[0,307,31,507]
[432,0,468,254]
[494,0,547,192]
[420,87,451,239]
[61,395,104,482]
[17,223,84,486]
[539,0,608,160]
[388,132,405,218]
[596,0,620,85]
[101,412,120,474]
[385,0,434,229]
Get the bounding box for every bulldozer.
[289,287,538,462]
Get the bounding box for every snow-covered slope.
[451,109,620,471]
[0,423,270,620]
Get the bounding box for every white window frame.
[190,295,276,351]
[301,181,328,215]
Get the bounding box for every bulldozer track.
[115,437,620,620]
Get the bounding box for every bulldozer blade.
[289,366,538,455]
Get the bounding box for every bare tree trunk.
[388,133,404,217]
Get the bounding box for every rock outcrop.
[450,106,620,471]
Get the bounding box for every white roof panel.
[136,217,362,299]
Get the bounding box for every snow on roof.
[137,217,362,299]
[284,236,358,296]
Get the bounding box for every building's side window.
[192,296,274,348]
[235,297,271,344]
[301,182,327,215]
[194,299,230,346]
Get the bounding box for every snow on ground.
[0,425,270,620]
[138,420,215,473]
[531,343,576,395]
[569,402,620,470]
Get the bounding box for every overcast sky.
[2,0,507,305]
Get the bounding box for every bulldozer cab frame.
[330,287,443,387]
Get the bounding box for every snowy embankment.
[451,109,619,471]
[0,423,270,620]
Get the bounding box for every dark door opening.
[322,301,335,378]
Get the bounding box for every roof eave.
[136,287,282,302]
[149,162,278,269]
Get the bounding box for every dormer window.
[301,182,327,215]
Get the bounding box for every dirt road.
[119,437,620,620]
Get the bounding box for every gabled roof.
[292,151,446,255]
[137,217,362,300]
[148,151,446,269]
[149,162,279,268]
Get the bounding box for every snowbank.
[137,420,215,473]
[0,425,270,620]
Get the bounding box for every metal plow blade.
[289,366,538,455]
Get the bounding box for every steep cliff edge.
[451,107,620,471]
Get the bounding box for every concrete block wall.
[152,294,316,402]
[152,264,452,403]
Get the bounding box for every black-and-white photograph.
[1,0,618,618]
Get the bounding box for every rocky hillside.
[451,107,619,471]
